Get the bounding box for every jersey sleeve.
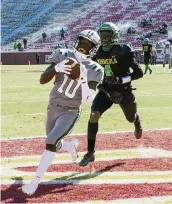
[49,48,68,64]
[87,62,104,84]
[124,44,135,65]
[123,44,143,80]
[149,44,153,48]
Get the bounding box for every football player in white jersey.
[163,41,172,73]
[22,29,104,196]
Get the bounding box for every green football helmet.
[98,22,119,51]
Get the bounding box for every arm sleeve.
[49,49,61,64]
[87,62,104,83]
[125,45,144,81]
[81,82,96,104]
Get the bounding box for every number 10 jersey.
[48,48,104,108]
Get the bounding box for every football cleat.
[22,180,39,196]
[69,138,79,162]
[79,151,95,167]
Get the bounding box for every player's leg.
[147,55,152,74]
[120,92,142,139]
[167,55,171,74]
[22,104,56,195]
[45,107,80,157]
[144,55,152,74]
[79,90,113,168]
[163,55,167,72]
[169,57,172,74]
[144,56,148,74]
[22,105,80,195]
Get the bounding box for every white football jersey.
[48,48,104,107]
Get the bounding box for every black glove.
[109,91,124,104]
[97,84,124,104]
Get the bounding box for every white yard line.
[1,106,172,117]
[1,94,172,104]
[2,177,172,185]
[2,148,172,164]
[1,128,172,141]
[46,196,172,204]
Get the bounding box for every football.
[65,57,80,80]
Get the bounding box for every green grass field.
[1,64,172,139]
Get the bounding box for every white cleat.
[69,138,79,162]
[22,181,39,196]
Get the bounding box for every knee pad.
[46,140,62,152]
[46,144,56,152]
[89,111,100,123]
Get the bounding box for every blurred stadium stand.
[1,0,172,51]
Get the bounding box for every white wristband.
[122,75,131,84]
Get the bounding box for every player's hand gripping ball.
[65,57,80,80]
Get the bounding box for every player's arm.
[125,46,143,81]
[40,62,57,84]
[78,64,96,104]
[116,46,143,83]
[40,49,71,84]
[130,58,143,80]
[79,63,103,104]
[150,44,153,55]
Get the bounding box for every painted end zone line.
[1,128,172,141]
[55,196,172,204]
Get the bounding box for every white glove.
[78,63,87,83]
[54,59,72,74]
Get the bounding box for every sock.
[147,66,152,71]
[60,140,70,152]
[33,150,56,183]
[134,113,140,124]
[87,121,98,153]
[144,66,148,74]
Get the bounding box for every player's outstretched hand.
[54,59,72,75]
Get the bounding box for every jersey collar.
[74,49,91,62]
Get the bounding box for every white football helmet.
[74,29,100,56]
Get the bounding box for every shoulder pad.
[113,44,135,53]
[59,48,69,57]
[122,44,135,53]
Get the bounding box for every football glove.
[54,59,72,74]
[97,84,124,104]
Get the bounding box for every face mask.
[76,38,94,55]
[100,30,113,46]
